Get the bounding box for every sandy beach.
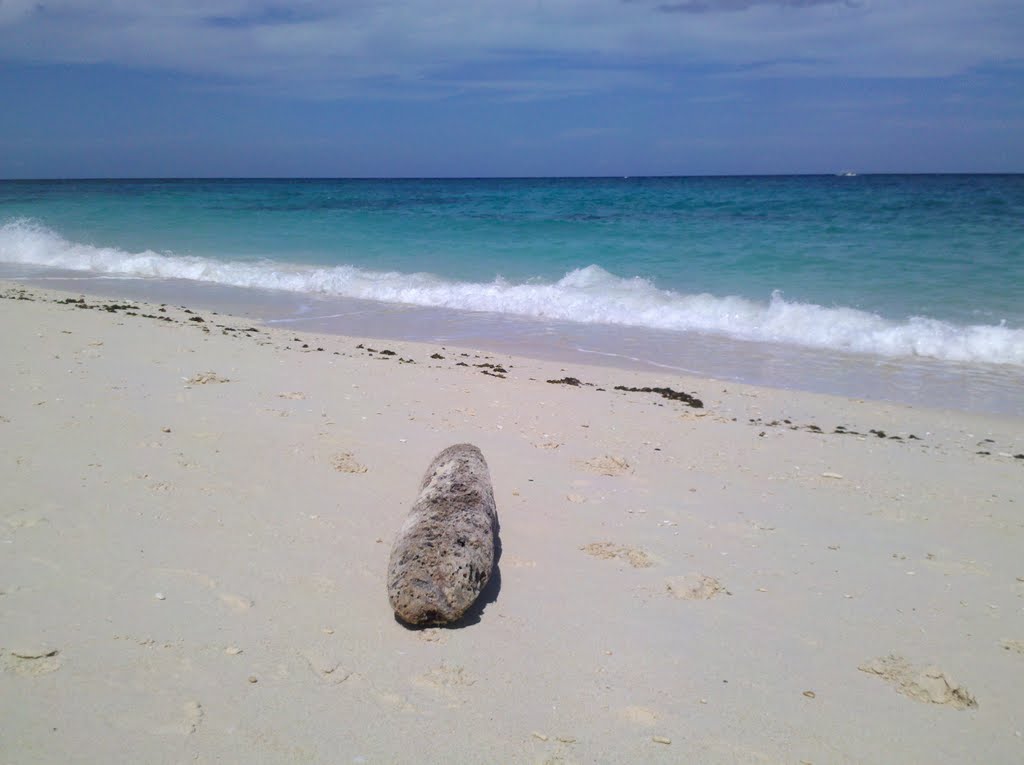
[2,280,1022,763]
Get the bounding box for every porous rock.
[387,444,498,625]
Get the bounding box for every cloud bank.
[0,1,1021,99]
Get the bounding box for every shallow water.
[2,175,1023,415]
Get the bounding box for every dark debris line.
[750,416,923,443]
[613,385,704,409]
[547,377,588,387]
[545,377,703,408]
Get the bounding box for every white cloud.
[0,0,1021,98]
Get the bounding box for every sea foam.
[3,218,1023,367]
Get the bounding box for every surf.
[2,218,1022,368]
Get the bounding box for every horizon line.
[3,171,1023,182]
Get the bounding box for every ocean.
[2,175,1023,414]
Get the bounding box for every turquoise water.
[2,176,1023,405]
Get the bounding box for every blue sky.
[1,0,1022,177]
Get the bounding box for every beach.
[2,279,1022,763]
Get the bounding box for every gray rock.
[387,444,498,625]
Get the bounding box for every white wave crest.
[3,218,1023,367]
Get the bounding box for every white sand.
[2,281,1023,763]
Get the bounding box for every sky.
[0,0,1022,178]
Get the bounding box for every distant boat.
[837,171,858,177]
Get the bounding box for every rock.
[387,444,498,625]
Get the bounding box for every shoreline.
[2,281,1023,763]
[4,268,1023,418]
[5,275,1024,429]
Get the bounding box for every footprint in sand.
[3,511,49,531]
[1,646,61,676]
[413,663,476,691]
[582,542,654,568]
[298,574,337,594]
[182,701,203,735]
[152,700,203,736]
[150,568,253,613]
[332,452,368,474]
[373,691,417,713]
[922,556,990,576]
[185,372,230,385]
[277,391,306,400]
[218,592,254,612]
[416,628,448,644]
[858,655,977,709]
[578,455,633,476]
[301,647,353,685]
[621,706,660,727]
[665,574,726,600]
[1000,639,1024,655]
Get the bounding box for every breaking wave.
[3,218,1022,367]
